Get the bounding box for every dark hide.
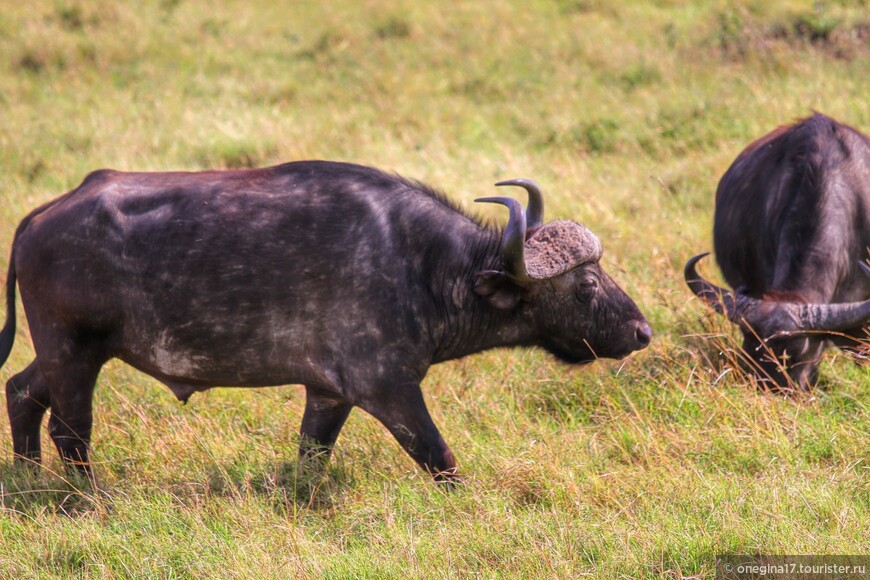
[711,113,870,390]
[1,160,650,482]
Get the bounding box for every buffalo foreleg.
[6,360,51,467]
[362,383,458,484]
[299,388,352,467]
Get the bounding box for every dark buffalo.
[686,114,870,391]
[2,160,651,482]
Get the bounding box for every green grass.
[1,0,869,577]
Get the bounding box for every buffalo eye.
[574,274,599,299]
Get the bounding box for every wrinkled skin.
[535,264,648,364]
[698,114,870,391]
[1,161,650,482]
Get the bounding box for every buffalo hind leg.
[298,388,352,470]
[6,360,51,467]
[41,352,104,480]
[361,383,458,485]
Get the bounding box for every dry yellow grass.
[0,0,868,577]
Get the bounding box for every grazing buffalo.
[685,114,870,391]
[2,161,651,482]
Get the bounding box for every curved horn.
[686,254,870,333]
[495,179,544,230]
[791,261,870,330]
[475,196,529,281]
[793,296,870,331]
[684,253,757,321]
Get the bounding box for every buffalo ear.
[473,270,524,310]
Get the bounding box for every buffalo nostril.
[634,321,652,348]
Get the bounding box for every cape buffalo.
[2,160,651,482]
[685,114,870,391]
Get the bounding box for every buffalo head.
[474,180,652,364]
[685,253,870,391]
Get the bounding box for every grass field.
[0,0,868,577]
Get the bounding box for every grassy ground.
[0,0,868,577]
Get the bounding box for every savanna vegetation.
[0,0,868,577]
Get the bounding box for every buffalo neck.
[428,228,539,364]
